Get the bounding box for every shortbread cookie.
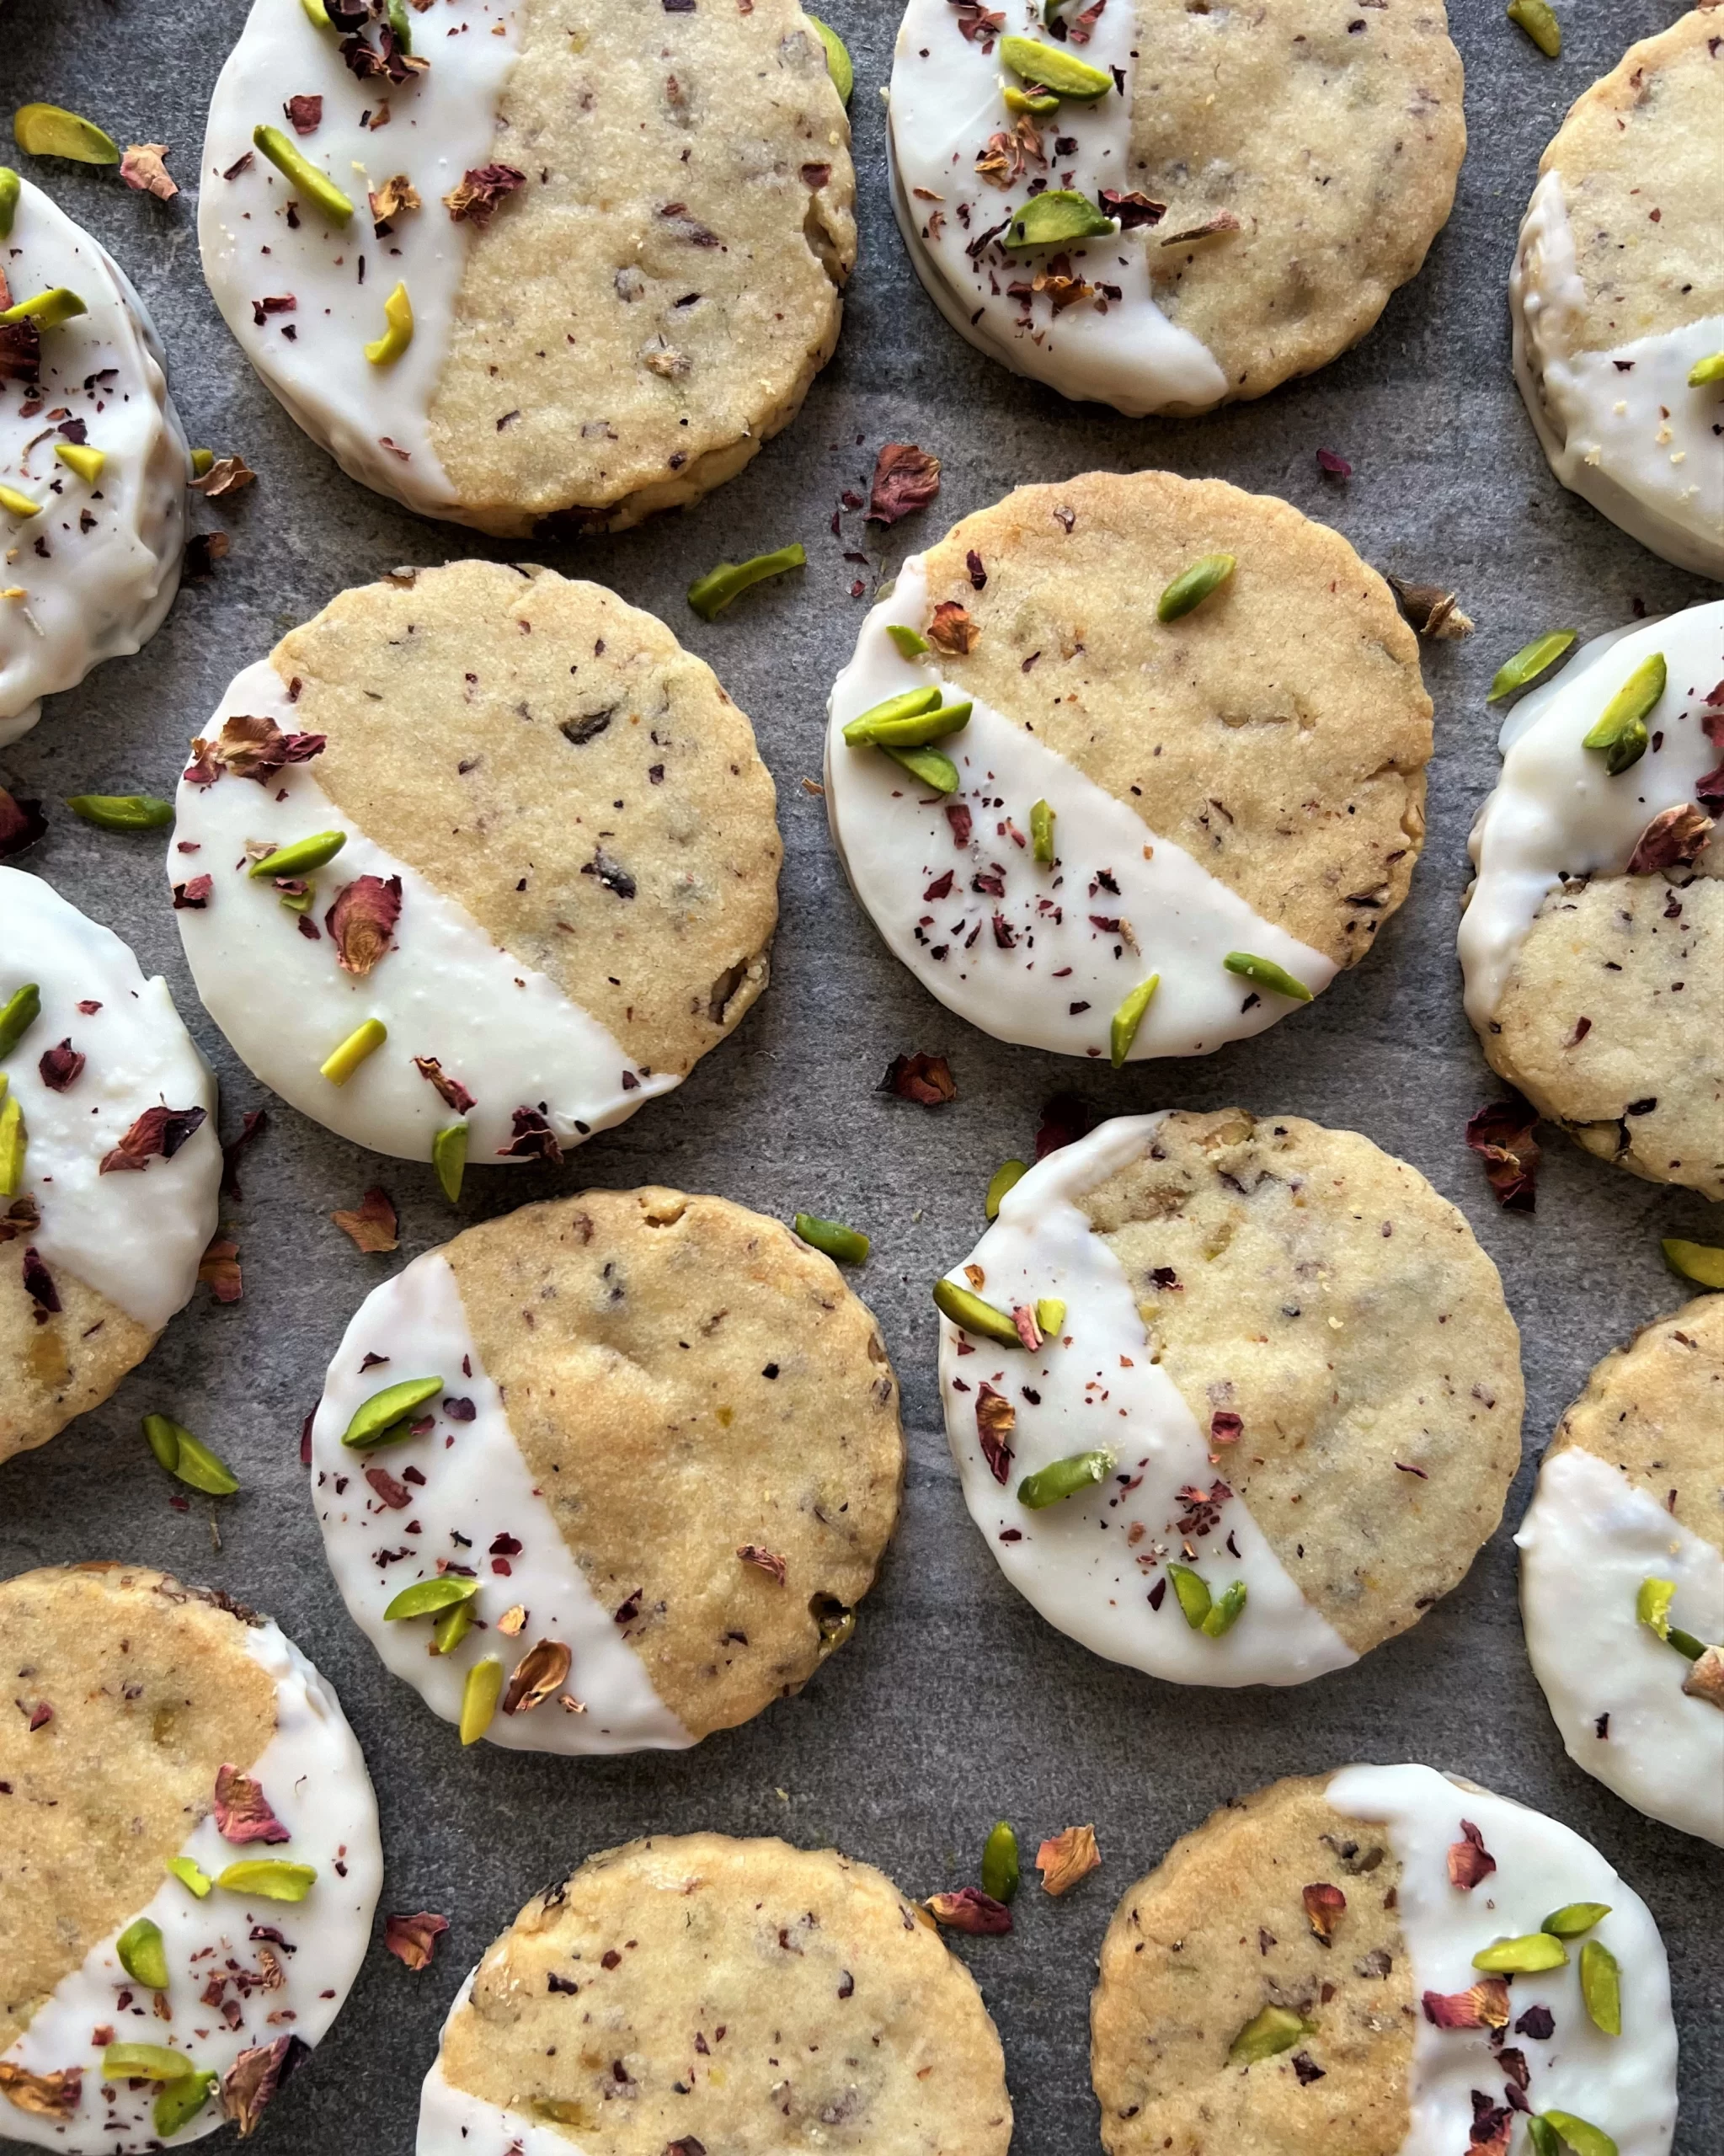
[310,1189,903,1752]
[199,0,854,533]
[0,869,221,1466]
[889,0,1465,416]
[1518,1296,1724,1847]
[169,560,780,1168]
[1092,1764,1678,2156]
[0,172,187,743]
[0,1563,381,2153]
[1511,8,1724,579]
[829,472,1431,1063]
[418,1834,1011,2155]
[1460,600,1723,1200]
[937,1111,1522,1685]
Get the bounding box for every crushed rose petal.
[383,1912,449,1972]
[331,1186,399,1254]
[975,1384,1015,1484]
[1302,1882,1346,1941]
[927,600,979,655]
[1447,1818,1497,1890]
[1465,1099,1540,1212]
[1422,1977,1511,2031]
[879,1051,957,1107]
[325,873,402,977]
[1036,1823,1100,1896]
[924,1887,1011,1935]
[213,1762,291,1845]
[867,441,942,526]
[99,1104,208,1176]
[119,144,177,200]
[737,1544,787,1584]
[199,1235,243,1305]
[412,1055,476,1113]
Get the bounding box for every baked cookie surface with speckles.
[198,0,855,533]
[170,559,780,1170]
[417,1834,1012,2155]
[311,1190,904,1753]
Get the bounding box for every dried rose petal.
[975,1384,1015,1485]
[1470,2096,1513,2155]
[199,1235,243,1305]
[0,1196,40,1245]
[325,873,401,978]
[369,173,420,225]
[1422,1977,1510,2031]
[944,803,973,849]
[412,1055,476,1113]
[184,713,324,787]
[879,1052,957,1107]
[173,874,214,909]
[0,2063,83,2118]
[21,1247,59,1318]
[950,3,1006,41]
[737,1545,787,1585]
[1316,446,1353,478]
[383,1911,449,1972]
[924,1886,1011,1935]
[1100,189,1166,228]
[927,600,979,655]
[443,162,526,226]
[496,1107,563,1164]
[364,1465,412,1510]
[220,2035,307,2136]
[1011,1304,1042,1353]
[867,441,942,526]
[503,1639,572,1715]
[190,454,257,499]
[120,144,177,200]
[1302,1881,1346,1941]
[37,1040,84,1092]
[1034,1091,1096,1160]
[1447,1818,1497,1889]
[213,1763,291,1845]
[1465,1099,1540,1212]
[1209,1409,1243,1445]
[0,787,47,859]
[330,1187,399,1254]
[1515,2004,1555,2041]
[1036,1823,1100,1896]
[99,1104,207,1175]
[1682,1643,1724,1709]
[1625,801,1713,875]
[285,93,323,134]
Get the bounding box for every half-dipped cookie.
[169,559,780,1171]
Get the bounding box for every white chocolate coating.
[415,1972,575,2156]
[169,660,676,1165]
[826,558,1336,1060]
[937,1115,1355,1688]
[198,0,521,517]
[0,1619,382,2153]
[888,1,1226,415]
[1512,170,1724,582]
[1459,601,1723,1028]
[1328,1764,1678,2156]
[1518,1446,1724,1849]
[0,867,219,1334]
[310,1246,692,1754]
[0,179,186,743]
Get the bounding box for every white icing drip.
[0,1620,382,2153]
[415,1972,584,2156]
[826,558,1336,1059]
[1,867,219,1332]
[0,179,186,742]
[312,1248,693,1754]
[1512,169,1724,581]
[1458,600,1724,1027]
[198,0,522,517]
[938,1115,1356,1688]
[169,661,677,1164]
[888,0,1226,414]
[1327,1764,1679,2156]
[1517,1447,1724,1848]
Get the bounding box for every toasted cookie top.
[419,1834,1012,2155]
[312,1190,904,1748]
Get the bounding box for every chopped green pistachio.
[1030,798,1055,863]
[1471,1932,1569,1975]
[101,2043,197,2084]
[141,1414,240,1497]
[215,1859,317,1902]
[431,1598,475,1656]
[1540,2111,1619,2156]
[0,1094,25,1198]
[1636,1576,1675,1641]
[384,1575,480,1622]
[341,1373,445,1449]
[1000,35,1113,99]
[252,123,355,223]
[1003,84,1060,115]
[1528,2121,1564,2156]
[386,0,414,51]
[1662,1237,1724,1290]
[884,744,959,792]
[301,0,333,26]
[794,1211,870,1264]
[1582,654,1664,776]
[842,686,969,747]
[153,2073,216,2139]
[116,1917,170,1991]
[933,1276,1022,1348]
[1579,1940,1621,2036]
[54,441,105,484]
[432,1120,467,1203]
[807,15,853,104]
[1005,189,1116,249]
[166,1856,213,1898]
[1166,1563,1212,1630]
[1034,1296,1065,1338]
[1667,1625,1708,1662]
[1200,1580,1248,1638]
[461,1655,504,1745]
[886,623,930,658]
[247,828,346,880]
[1542,1902,1611,1938]
[1017,1448,1113,1509]
[144,1411,180,1492]
[1689,352,1724,387]
[0,981,40,1059]
[1223,951,1314,1003]
[277,880,317,916]
[686,542,807,621]
[0,167,18,241]
[13,104,120,164]
[982,1819,1020,1903]
[1487,629,1577,702]
[364,280,414,366]
[1157,552,1236,622]
[1,286,89,328]
[66,792,173,832]
[189,446,215,478]
[320,1016,387,1086]
[1506,0,1561,59]
[1109,972,1161,1067]
[985,1158,1028,1220]
[1228,2004,1307,2065]
[0,483,41,520]
[842,685,940,739]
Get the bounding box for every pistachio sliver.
[165,1856,213,1898]
[342,1373,444,1449]
[252,123,354,223]
[1224,952,1314,1004]
[1542,1901,1610,1938]
[841,685,943,743]
[861,700,973,750]
[0,286,89,328]
[0,1093,25,1198]
[1166,1563,1212,1630]
[1228,2004,1307,2064]
[0,167,18,241]
[1199,1580,1247,1638]
[101,2043,197,2084]
[985,1158,1028,1220]
[1689,352,1724,388]
[981,1819,1020,1903]
[0,483,41,520]
[1540,2113,1619,2156]
[247,828,345,879]
[1004,84,1060,116]
[13,104,119,163]
[0,981,40,1059]
[1487,629,1577,702]
[115,1916,170,1991]
[1029,798,1055,863]
[153,2073,216,2139]
[1017,1448,1113,1509]
[386,0,414,51]
[460,1655,504,1745]
[1471,1932,1569,1974]
[141,1414,240,1497]
[302,0,334,25]
[1157,552,1236,622]
[432,1598,476,1656]
[807,14,853,104]
[215,1859,317,1902]
[933,1276,1022,1348]
[364,280,414,366]
[1579,1939,1621,2036]
[432,1119,468,1203]
[1005,189,1116,249]
[1662,1236,1724,1290]
[1033,1296,1065,1338]
[1000,34,1113,99]
[1109,972,1161,1067]
[67,792,173,832]
[886,623,930,658]
[1528,2121,1563,2156]
[321,1017,387,1086]
[686,542,807,621]
[1582,654,1664,776]
[54,441,106,485]
[883,744,960,792]
[1636,1575,1675,1641]
[384,1574,479,1622]
[1506,0,1561,58]
[189,446,215,478]
[793,1211,870,1264]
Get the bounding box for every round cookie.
[1517,1295,1724,1848]
[0,1562,381,2153]
[418,1833,1012,2154]
[310,1187,904,1752]
[1460,600,1723,1200]
[1091,1764,1678,2156]
[1,173,187,743]
[936,1110,1523,1685]
[1510,9,1724,580]
[827,472,1432,1061]
[1,868,221,1468]
[169,558,780,1168]
[198,0,854,534]
[889,0,1465,417]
